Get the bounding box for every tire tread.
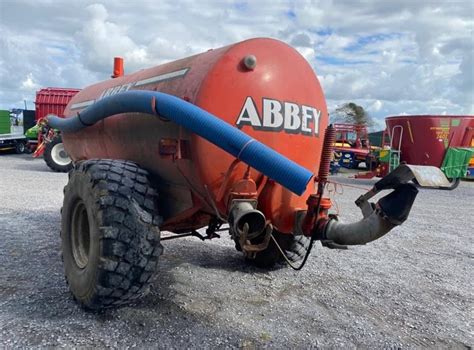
[62,159,162,309]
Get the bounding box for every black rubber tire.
[236,232,310,268]
[61,159,163,309]
[366,155,379,170]
[15,141,26,154]
[44,135,73,172]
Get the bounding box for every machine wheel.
[339,151,357,169]
[366,155,379,170]
[61,159,163,309]
[236,232,310,268]
[44,135,73,172]
[15,141,25,154]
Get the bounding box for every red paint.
[386,115,474,167]
[111,57,124,78]
[333,124,371,162]
[35,88,80,121]
[62,38,328,234]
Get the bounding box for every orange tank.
[62,38,328,233]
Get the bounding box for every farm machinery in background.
[332,123,379,171]
[25,87,80,172]
[0,109,35,153]
[355,115,474,188]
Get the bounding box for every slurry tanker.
[45,38,448,309]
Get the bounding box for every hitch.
[32,118,57,158]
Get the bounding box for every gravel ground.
[0,153,473,349]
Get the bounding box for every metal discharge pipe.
[322,183,419,246]
[228,201,266,239]
[47,90,313,196]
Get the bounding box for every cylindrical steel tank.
[62,38,328,233]
[386,115,474,167]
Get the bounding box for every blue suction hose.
[47,90,313,195]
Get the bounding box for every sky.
[0,0,473,130]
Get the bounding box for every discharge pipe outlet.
[228,201,266,239]
[321,183,418,246]
[47,90,312,195]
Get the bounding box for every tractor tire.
[15,141,26,154]
[236,231,310,268]
[44,135,73,172]
[366,155,379,171]
[61,159,163,309]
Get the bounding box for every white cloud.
[20,73,40,90]
[76,4,150,73]
[369,100,383,112]
[0,0,472,128]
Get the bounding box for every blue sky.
[0,0,472,131]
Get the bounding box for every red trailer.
[35,88,80,121]
[386,115,474,186]
[32,87,80,172]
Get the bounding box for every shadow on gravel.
[1,209,264,347]
[160,236,285,273]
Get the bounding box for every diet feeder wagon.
[386,115,474,186]
[46,38,446,309]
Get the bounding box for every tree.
[331,102,373,126]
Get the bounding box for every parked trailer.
[31,87,80,171]
[386,115,474,188]
[46,38,449,309]
[35,88,81,121]
[0,110,27,153]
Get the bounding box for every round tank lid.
[242,55,257,70]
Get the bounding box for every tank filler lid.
[111,57,124,78]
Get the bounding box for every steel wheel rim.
[51,143,71,166]
[71,200,91,269]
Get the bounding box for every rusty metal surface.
[238,223,272,258]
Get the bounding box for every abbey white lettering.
[99,83,134,99]
[236,97,261,127]
[262,99,283,129]
[236,97,321,136]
